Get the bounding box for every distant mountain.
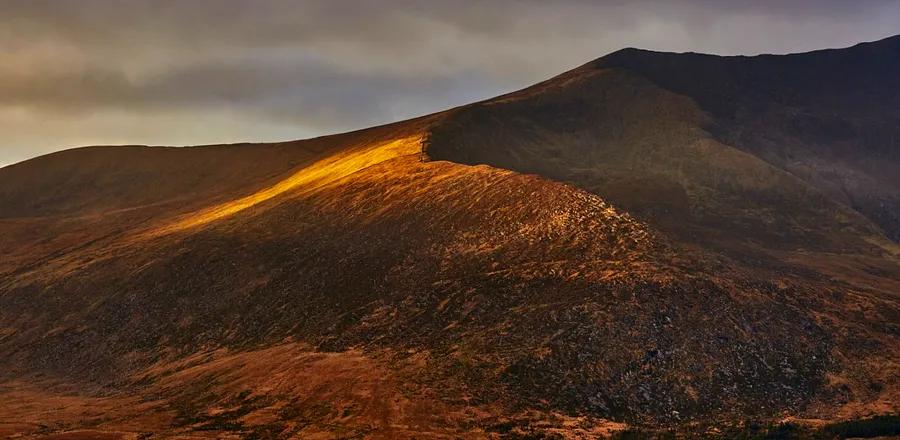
[1,36,898,438]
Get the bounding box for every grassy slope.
[1,39,899,438]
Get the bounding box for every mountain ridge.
[1,37,898,438]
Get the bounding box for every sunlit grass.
[151,135,423,235]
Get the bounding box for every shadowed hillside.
[1,36,898,438]
[596,35,900,242]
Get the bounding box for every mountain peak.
[597,32,900,64]
[2,36,899,438]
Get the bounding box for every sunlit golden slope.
[154,135,424,234]
[0,127,676,437]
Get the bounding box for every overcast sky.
[2,0,898,166]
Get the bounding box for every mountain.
[1,36,899,439]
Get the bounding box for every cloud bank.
[2,0,898,165]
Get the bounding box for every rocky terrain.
[0,36,898,438]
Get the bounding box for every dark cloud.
[1,0,898,165]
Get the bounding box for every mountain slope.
[428,38,900,255]
[600,35,900,242]
[1,37,899,438]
